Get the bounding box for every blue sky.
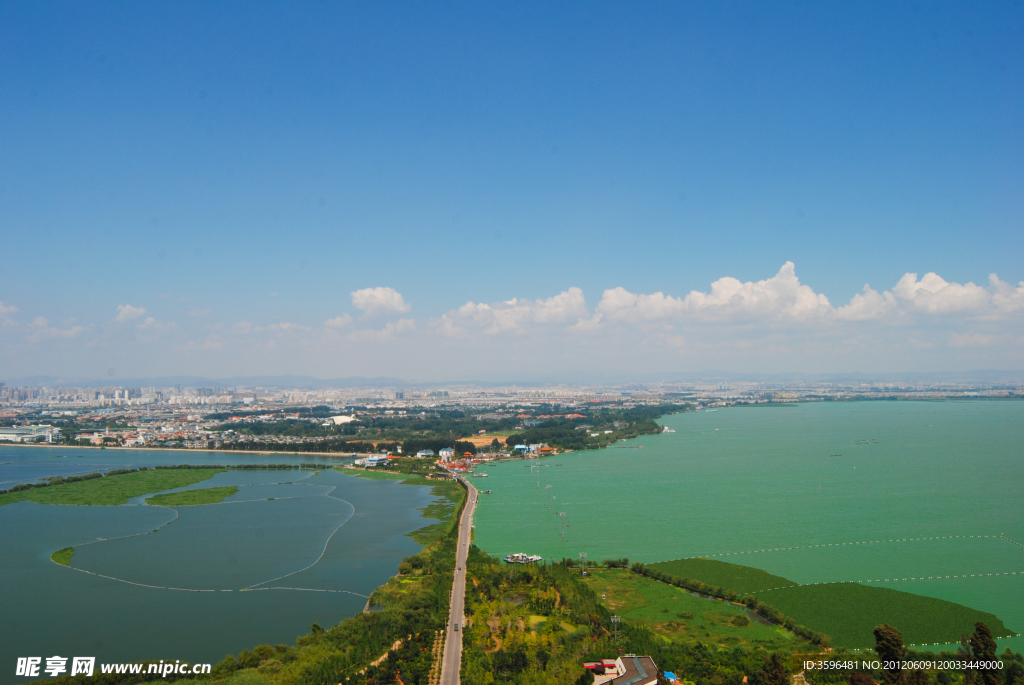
[1,2,1022,380]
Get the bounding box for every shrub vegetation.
[145,486,239,506]
[647,558,797,595]
[762,583,1012,649]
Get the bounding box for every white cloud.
[349,318,416,341]
[28,317,84,340]
[441,288,589,335]
[137,317,177,331]
[835,285,898,321]
[591,265,1024,328]
[351,287,411,315]
[325,314,354,328]
[891,272,990,313]
[116,304,147,321]
[266,322,310,333]
[949,332,994,348]
[989,274,1024,313]
[593,262,832,324]
[683,262,833,321]
[836,272,1024,321]
[0,301,17,325]
[186,308,213,317]
[594,288,686,324]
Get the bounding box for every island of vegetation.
[145,486,239,506]
[0,467,226,507]
[50,547,75,566]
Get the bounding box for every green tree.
[970,622,1001,685]
[756,653,789,685]
[492,647,528,675]
[873,624,907,685]
[1005,662,1024,685]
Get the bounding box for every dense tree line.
[216,439,380,453]
[231,419,351,438]
[504,416,664,451]
[206,406,336,420]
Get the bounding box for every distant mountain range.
[1,375,408,389]
[3,369,1023,389]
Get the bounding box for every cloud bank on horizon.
[1,263,1021,380]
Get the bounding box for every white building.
[0,425,58,443]
[585,656,659,685]
[438,447,455,460]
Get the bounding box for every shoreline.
[0,442,369,458]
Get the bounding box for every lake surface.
[1,468,437,682]
[471,400,1024,651]
[0,443,353,490]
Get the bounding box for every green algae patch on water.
[760,582,1013,649]
[648,558,798,595]
[0,468,225,507]
[50,547,75,566]
[146,486,239,506]
[582,568,800,650]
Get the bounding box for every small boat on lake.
[505,553,542,564]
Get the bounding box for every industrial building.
[0,425,58,443]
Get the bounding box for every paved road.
[439,475,478,685]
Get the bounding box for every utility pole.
[579,552,587,576]
[611,615,620,642]
[546,484,552,510]
[557,511,566,538]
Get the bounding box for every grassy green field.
[582,568,803,650]
[145,486,239,506]
[648,558,798,594]
[50,547,75,566]
[760,583,1013,649]
[0,468,224,507]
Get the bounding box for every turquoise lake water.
[1,467,438,683]
[471,400,1024,651]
